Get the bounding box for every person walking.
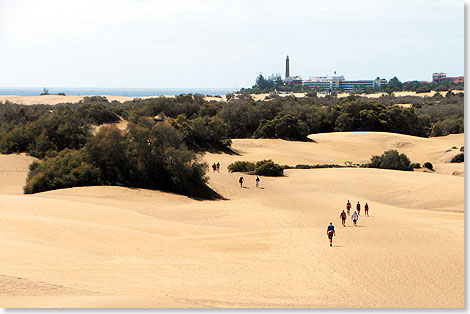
[364,202,369,216]
[212,163,216,172]
[239,176,244,188]
[216,162,220,173]
[327,222,336,246]
[346,200,351,215]
[255,176,260,188]
[340,210,347,226]
[352,211,358,226]
[356,201,361,216]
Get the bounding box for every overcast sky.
[0,0,464,88]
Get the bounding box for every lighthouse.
[285,55,290,79]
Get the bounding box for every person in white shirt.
[352,211,358,226]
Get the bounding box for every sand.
[0,132,463,308]
[0,94,225,106]
[0,90,462,106]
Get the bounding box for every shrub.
[450,153,464,163]
[423,162,433,170]
[254,159,283,176]
[227,161,255,173]
[410,162,421,169]
[24,149,102,194]
[227,159,283,176]
[366,150,412,171]
[254,114,309,141]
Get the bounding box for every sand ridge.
[0,90,462,105]
[0,132,464,307]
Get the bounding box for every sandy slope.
[0,132,464,308]
[0,90,462,105]
[0,94,225,106]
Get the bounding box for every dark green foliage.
[170,114,229,149]
[366,150,412,171]
[123,119,211,197]
[76,102,120,125]
[410,163,421,169]
[450,153,464,163]
[227,161,255,173]
[431,117,464,137]
[24,149,101,194]
[0,107,90,158]
[254,159,283,176]
[423,162,433,170]
[227,159,283,176]
[24,120,217,199]
[84,125,131,185]
[253,114,309,141]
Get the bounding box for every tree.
[367,150,412,171]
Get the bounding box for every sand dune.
[0,132,463,307]
[0,94,224,106]
[0,90,462,105]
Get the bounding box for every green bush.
[227,161,255,173]
[450,153,464,163]
[24,149,102,194]
[24,120,220,199]
[366,150,412,171]
[254,114,309,141]
[410,162,421,169]
[254,159,283,176]
[227,159,283,176]
[423,162,433,170]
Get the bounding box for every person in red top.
[346,200,351,215]
[340,210,347,226]
[364,202,369,216]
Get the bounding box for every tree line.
[241,73,464,94]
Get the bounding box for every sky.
[0,0,464,88]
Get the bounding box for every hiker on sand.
[255,176,260,188]
[216,162,220,172]
[340,210,347,226]
[352,211,358,226]
[364,202,369,216]
[212,163,216,172]
[356,201,361,216]
[239,176,244,188]
[327,222,336,247]
[346,200,351,215]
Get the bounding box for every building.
[432,72,464,84]
[432,73,447,83]
[283,56,387,91]
[285,76,303,86]
[302,75,387,92]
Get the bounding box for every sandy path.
[0,132,464,307]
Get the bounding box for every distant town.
[242,56,464,94]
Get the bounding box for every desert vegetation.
[0,90,463,196]
[228,159,284,176]
[365,150,412,171]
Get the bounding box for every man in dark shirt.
[327,222,336,247]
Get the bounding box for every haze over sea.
[0,87,235,97]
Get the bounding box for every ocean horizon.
[0,87,237,97]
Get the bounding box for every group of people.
[327,200,370,247]
[212,162,220,172]
[239,176,261,188]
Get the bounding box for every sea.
[0,87,237,97]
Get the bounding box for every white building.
[301,75,386,92]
